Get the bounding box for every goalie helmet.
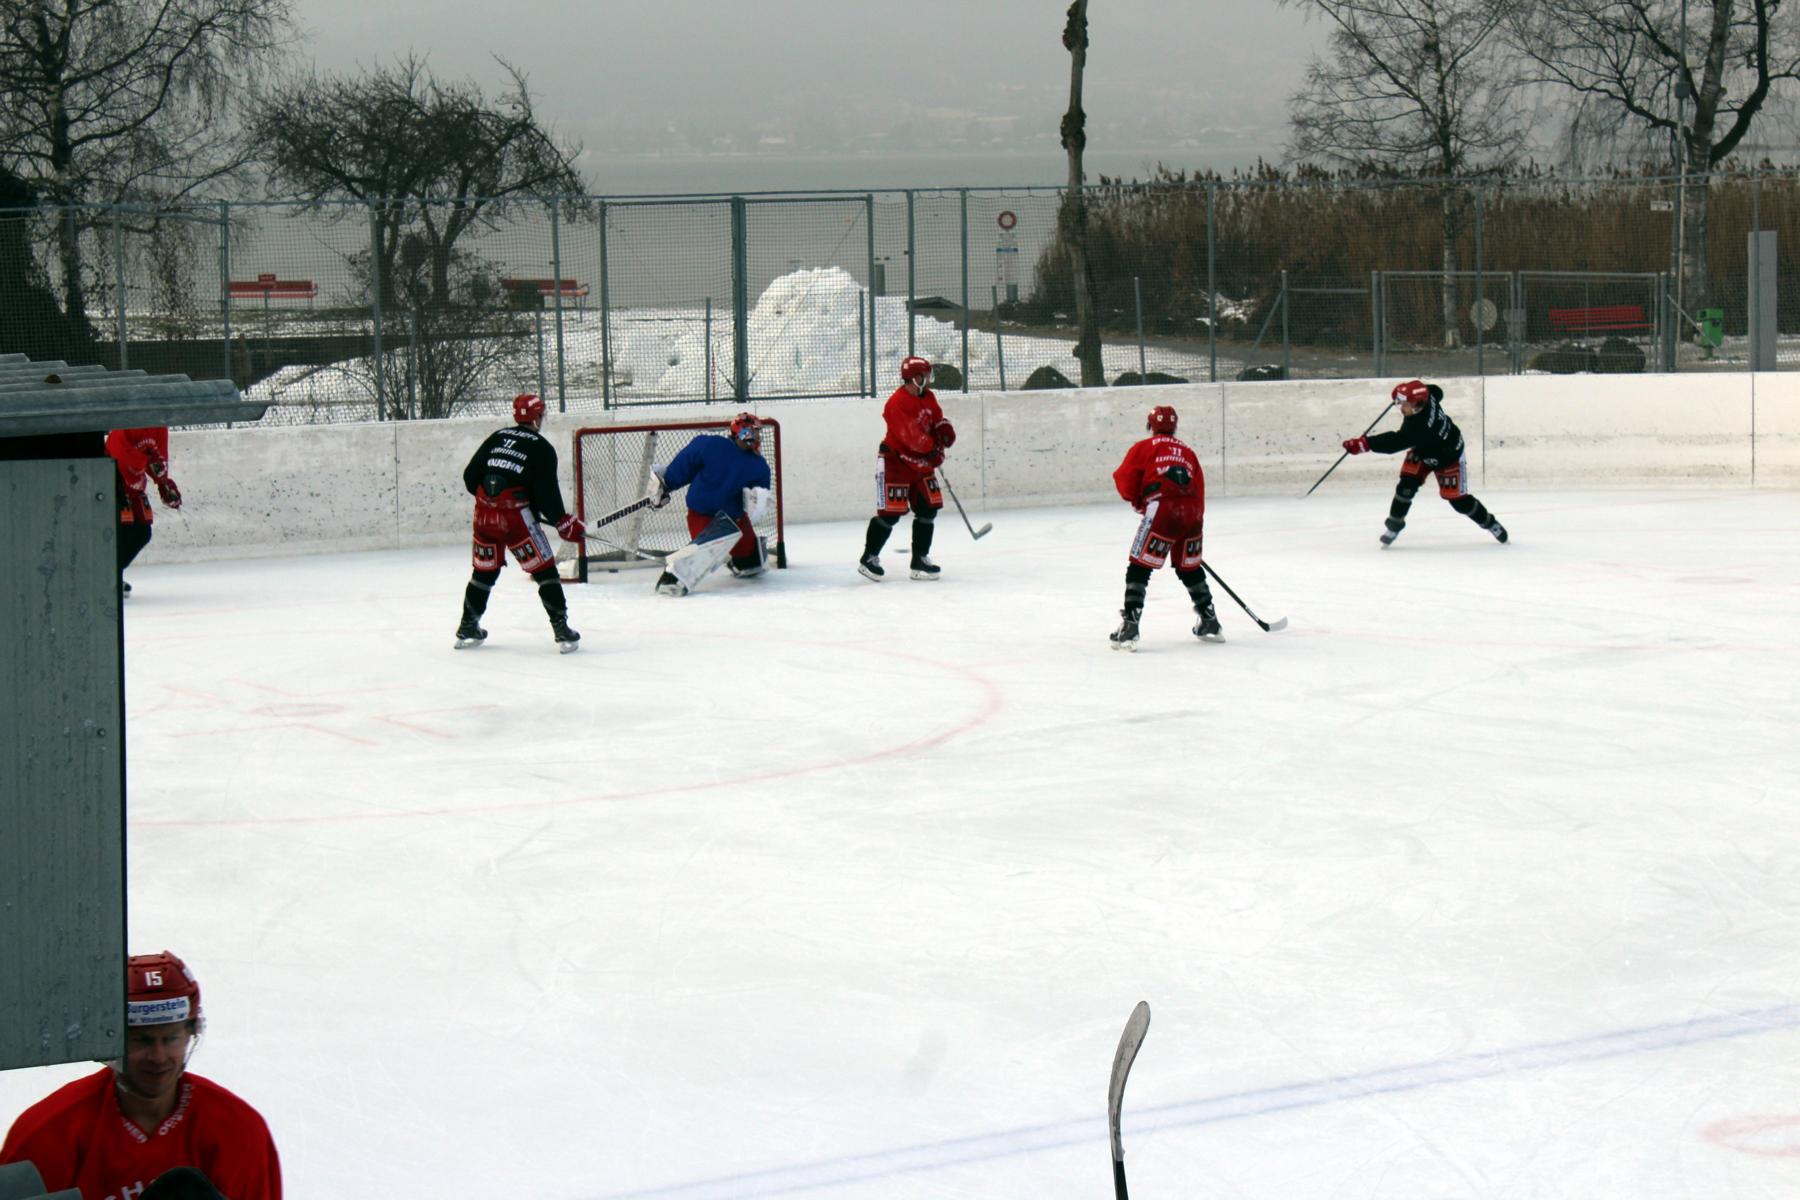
[899,356,934,386]
[513,393,546,425]
[729,411,761,450]
[1147,405,1178,435]
[127,950,203,1030]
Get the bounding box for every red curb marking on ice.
[1701,1114,1800,1158]
[135,645,1006,828]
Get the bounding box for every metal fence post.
[598,199,612,408]
[905,189,916,358]
[113,213,127,370]
[1207,182,1218,383]
[1134,276,1146,381]
[992,285,1007,392]
[960,189,969,391]
[731,196,749,403]
[219,202,232,385]
[865,194,876,394]
[1370,270,1382,377]
[1474,187,1485,378]
[549,201,566,411]
[705,297,714,402]
[1280,269,1291,379]
[370,202,386,420]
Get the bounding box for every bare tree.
[0,0,293,325]
[1512,0,1800,314]
[1059,0,1104,387]
[1281,0,1531,346]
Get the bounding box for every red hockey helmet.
[1391,379,1431,409]
[1147,405,1178,435]
[513,393,546,425]
[729,411,761,450]
[899,356,934,386]
[127,950,202,1031]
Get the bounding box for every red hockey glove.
[154,477,182,510]
[1342,436,1370,455]
[925,448,945,470]
[555,513,586,543]
[932,419,956,449]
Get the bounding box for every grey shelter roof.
[0,353,266,436]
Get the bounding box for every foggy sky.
[288,0,1326,176]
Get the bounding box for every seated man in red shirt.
[1,951,281,1200]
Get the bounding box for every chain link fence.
[5,169,1800,426]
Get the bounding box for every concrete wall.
[151,374,1798,563]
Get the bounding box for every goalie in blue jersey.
[649,413,775,596]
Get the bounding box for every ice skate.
[550,616,580,653]
[1194,608,1224,643]
[1379,518,1404,547]
[1486,517,1509,544]
[453,617,488,650]
[909,555,941,581]
[857,554,885,582]
[655,570,687,597]
[1109,609,1141,652]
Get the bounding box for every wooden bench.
[228,278,318,304]
[501,278,589,309]
[1548,304,1650,336]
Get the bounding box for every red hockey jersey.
[1112,434,1204,512]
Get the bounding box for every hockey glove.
[932,419,956,449]
[555,513,587,543]
[646,470,672,510]
[1165,464,1191,488]
[925,448,945,470]
[144,451,170,480]
[1342,436,1370,455]
[154,476,183,510]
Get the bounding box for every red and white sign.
[997,210,1017,231]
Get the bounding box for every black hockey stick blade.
[1202,561,1288,633]
[1108,1001,1151,1200]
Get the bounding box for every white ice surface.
[5,489,1800,1199]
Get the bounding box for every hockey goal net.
[559,418,787,582]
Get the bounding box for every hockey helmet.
[513,393,546,425]
[127,950,202,1031]
[899,356,934,386]
[729,411,761,450]
[1147,405,1179,435]
[1391,379,1431,409]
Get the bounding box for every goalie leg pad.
[730,535,769,578]
[666,528,736,595]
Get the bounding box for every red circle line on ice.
[131,639,1006,827]
[996,210,1017,230]
[1701,1114,1800,1157]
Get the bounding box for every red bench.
[501,278,589,308]
[1548,304,1650,335]
[228,278,318,304]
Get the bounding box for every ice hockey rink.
[4,487,1798,1200]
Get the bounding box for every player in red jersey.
[454,393,585,652]
[1107,405,1221,650]
[1,951,282,1200]
[104,426,183,596]
[1342,379,1508,547]
[858,356,956,581]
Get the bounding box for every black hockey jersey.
[462,425,569,523]
[1366,396,1464,467]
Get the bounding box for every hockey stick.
[586,495,656,533]
[936,468,992,540]
[1108,1001,1151,1200]
[1304,400,1395,496]
[1202,561,1288,632]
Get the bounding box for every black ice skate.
[1194,607,1224,643]
[453,617,488,650]
[655,570,687,597]
[857,554,885,582]
[909,555,941,581]
[1109,609,1141,652]
[1379,518,1405,547]
[1486,517,1509,544]
[550,616,581,654]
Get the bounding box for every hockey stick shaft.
[1108,1001,1151,1200]
[587,495,654,533]
[1202,561,1288,632]
[935,468,992,540]
[1304,400,1394,496]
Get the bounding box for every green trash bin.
[1698,307,1725,355]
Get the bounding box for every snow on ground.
[4,489,1799,1199]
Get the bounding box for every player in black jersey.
[454,393,586,652]
[1342,379,1508,547]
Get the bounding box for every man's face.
[121,1022,192,1101]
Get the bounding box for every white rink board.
[152,374,1788,562]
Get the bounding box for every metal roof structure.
[0,353,265,435]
